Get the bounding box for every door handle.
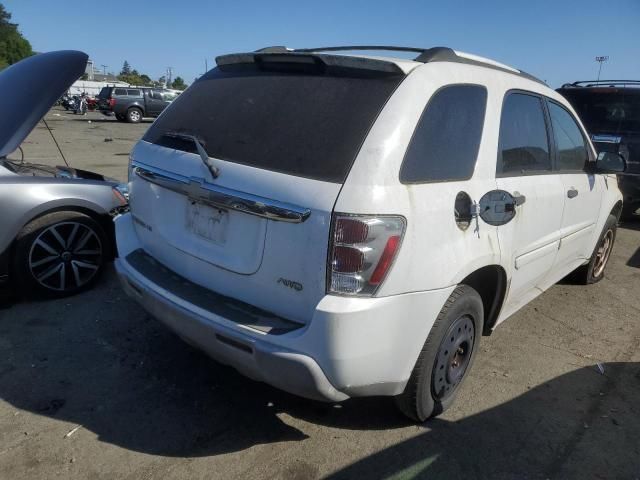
[567,188,579,199]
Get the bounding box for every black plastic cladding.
[241,45,546,85]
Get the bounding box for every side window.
[498,93,551,175]
[150,90,163,100]
[114,88,127,96]
[548,102,588,171]
[400,84,487,183]
[127,89,142,97]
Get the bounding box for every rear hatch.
[559,87,640,173]
[128,53,405,324]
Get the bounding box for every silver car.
[0,50,127,298]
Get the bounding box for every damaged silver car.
[0,50,127,298]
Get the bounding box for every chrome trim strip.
[132,161,311,223]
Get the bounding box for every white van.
[114,46,626,421]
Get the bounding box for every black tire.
[395,285,484,422]
[126,107,142,123]
[12,211,108,298]
[573,214,617,284]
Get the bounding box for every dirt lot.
[1,108,640,479]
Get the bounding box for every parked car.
[0,50,128,299]
[97,86,180,123]
[557,80,640,219]
[114,46,625,421]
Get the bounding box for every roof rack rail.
[561,80,640,88]
[250,45,545,85]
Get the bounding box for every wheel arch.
[611,200,623,221]
[459,264,507,336]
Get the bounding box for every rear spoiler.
[215,51,406,76]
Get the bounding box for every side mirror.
[595,151,626,174]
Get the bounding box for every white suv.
[114,46,626,421]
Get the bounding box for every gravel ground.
[1,107,639,479]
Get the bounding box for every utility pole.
[166,67,173,87]
[101,64,108,76]
[595,56,609,81]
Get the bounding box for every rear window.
[143,64,403,183]
[559,88,640,134]
[97,87,110,98]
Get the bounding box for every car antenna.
[41,117,70,167]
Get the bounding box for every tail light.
[328,214,405,296]
[108,98,116,108]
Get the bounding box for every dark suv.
[97,86,180,123]
[557,80,640,219]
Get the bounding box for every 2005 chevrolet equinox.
[114,46,627,421]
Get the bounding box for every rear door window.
[143,65,404,183]
[127,89,142,97]
[400,84,487,183]
[498,92,552,175]
[547,101,589,171]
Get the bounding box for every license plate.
[186,201,228,245]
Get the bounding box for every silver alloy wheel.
[28,222,103,291]
[593,229,614,278]
[129,109,141,122]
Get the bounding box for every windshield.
[143,64,403,183]
[560,88,640,135]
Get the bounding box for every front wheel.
[13,211,108,298]
[573,214,617,284]
[395,285,483,422]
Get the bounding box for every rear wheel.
[395,285,483,422]
[13,211,108,298]
[126,107,142,123]
[573,214,617,284]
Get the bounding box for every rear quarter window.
[400,84,487,183]
[113,88,127,96]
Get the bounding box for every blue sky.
[4,0,639,87]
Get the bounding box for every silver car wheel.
[28,221,103,291]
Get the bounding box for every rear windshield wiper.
[161,131,220,179]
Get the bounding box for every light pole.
[595,56,609,81]
[101,64,108,76]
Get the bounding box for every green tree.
[0,3,33,68]
[171,76,187,90]
[120,60,131,75]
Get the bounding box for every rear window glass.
[498,93,551,175]
[559,88,640,134]
[400,85,487,183]
[143,65,403,183]
[97,87,110,98]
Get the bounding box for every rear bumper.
[114,213,454,401]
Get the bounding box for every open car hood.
[0,50,88,158]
